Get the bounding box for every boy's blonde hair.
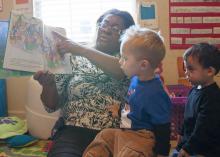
[120,26,165,69]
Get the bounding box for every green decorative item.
[0,117,27,139]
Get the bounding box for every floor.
[0,140,50,157]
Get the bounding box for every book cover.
[0,20,32,78]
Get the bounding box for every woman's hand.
[52,31,86,58]
[34,71,59,110]
[107,103,120,118]
[34,70,55,86]
[53,31,125,80]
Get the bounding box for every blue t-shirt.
[125,76,171,130]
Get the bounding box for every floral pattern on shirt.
[46,56,128,130]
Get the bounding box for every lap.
[115,129,155,157]
[84,129,155,157]
[98,128,155,147]
[48,125,99,157]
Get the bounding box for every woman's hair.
[183,43,220,74]
[96,9,135,30]
[120,26,166,69]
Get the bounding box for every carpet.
[0,140,51,157]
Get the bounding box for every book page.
[42,26,72,74]
[3,11,72,74]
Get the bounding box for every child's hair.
[120,26,165,69]
[183,43,220,75]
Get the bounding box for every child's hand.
[107,103,120,118]
[177,135,182,144]
[177,149,190,157]
[124,103,130,111]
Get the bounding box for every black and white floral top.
[45,56,128,130]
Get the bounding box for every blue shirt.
[126,76,171,130]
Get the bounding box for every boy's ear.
[207,67,216,76]
[140,59,150,69]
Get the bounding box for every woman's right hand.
[34,71,59,110]
[52,31,86,58]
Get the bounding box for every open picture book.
[2,11,72,76]
[0,20,33,78]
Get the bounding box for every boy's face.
[184,56,213,86]
[119,45,142,78]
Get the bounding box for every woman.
[34,9,135,157]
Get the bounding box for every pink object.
[167,85,191,140]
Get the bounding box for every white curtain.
[34,0,135,43]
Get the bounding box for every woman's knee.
[96,128,118,140]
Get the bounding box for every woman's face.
[95,14,125,55]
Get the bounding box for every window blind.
[34,0,134,43]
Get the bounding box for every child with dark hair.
[171,43,220,157]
